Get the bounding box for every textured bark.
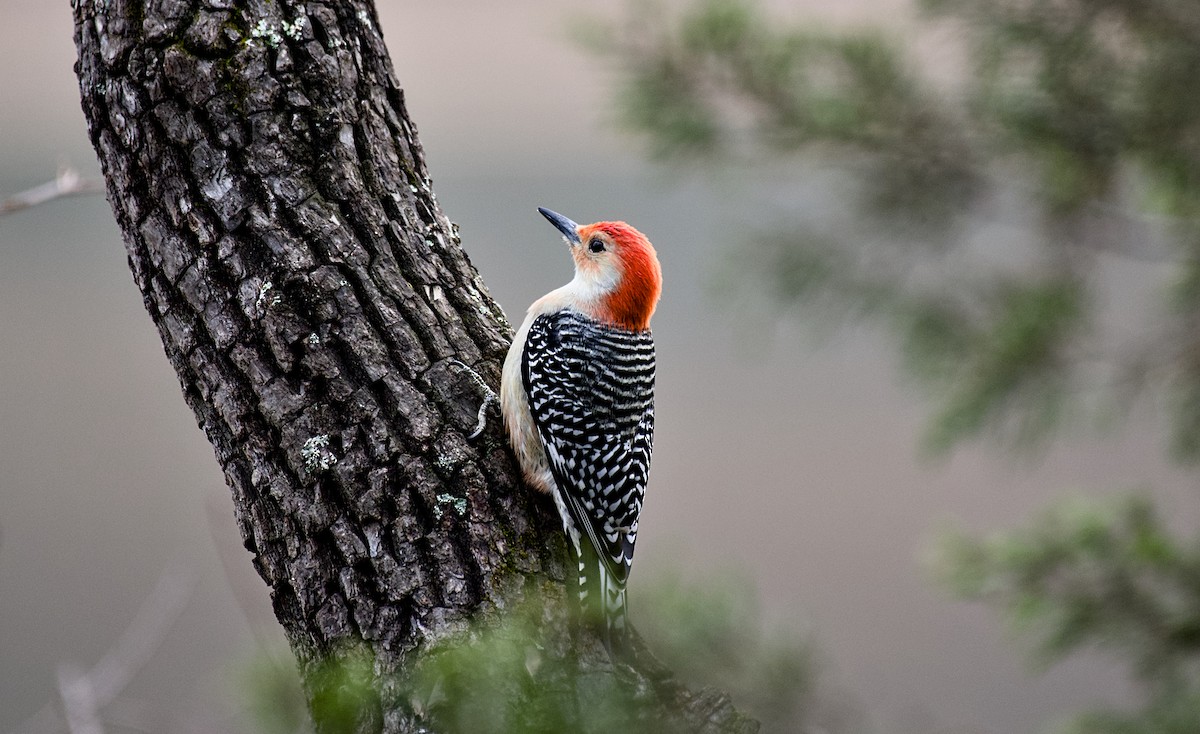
[72,1,757,732]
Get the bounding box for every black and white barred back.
[522,308,655,650]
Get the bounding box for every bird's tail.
[575,540,631,658]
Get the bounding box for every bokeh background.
[3,1,1197,732]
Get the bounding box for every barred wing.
[521,309,655,584]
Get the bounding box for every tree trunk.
[72,1,757,732]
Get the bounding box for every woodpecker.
[501,207,662,655]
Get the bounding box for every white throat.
[566,263,620,303]
[528,257,622,317]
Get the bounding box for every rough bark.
[72,1,758,732]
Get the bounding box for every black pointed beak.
[538,207,582,245]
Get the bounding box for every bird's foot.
[450,359,498,439]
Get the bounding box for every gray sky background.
[2,2,1196,733]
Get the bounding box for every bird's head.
[538,207,662,331]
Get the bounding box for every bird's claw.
[451,359,498,439]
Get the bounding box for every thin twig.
[10,563,194,734]
[0,166,105,216]
[87,563,194,705]
[56,664,103,734]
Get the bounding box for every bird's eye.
[588,238,606,254]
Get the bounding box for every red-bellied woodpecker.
[501,207,662,656]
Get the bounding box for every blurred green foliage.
[935,497,1200,732]
[236,646,378,734]
[587,0,1200,731]
[936,497,1200,682]
[237,649,313,734]
[406,594,640,734]
[587,0,1200,459]
[240,574,831,734]
[630,571,857,733]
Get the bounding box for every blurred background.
[4,1,1200,732]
